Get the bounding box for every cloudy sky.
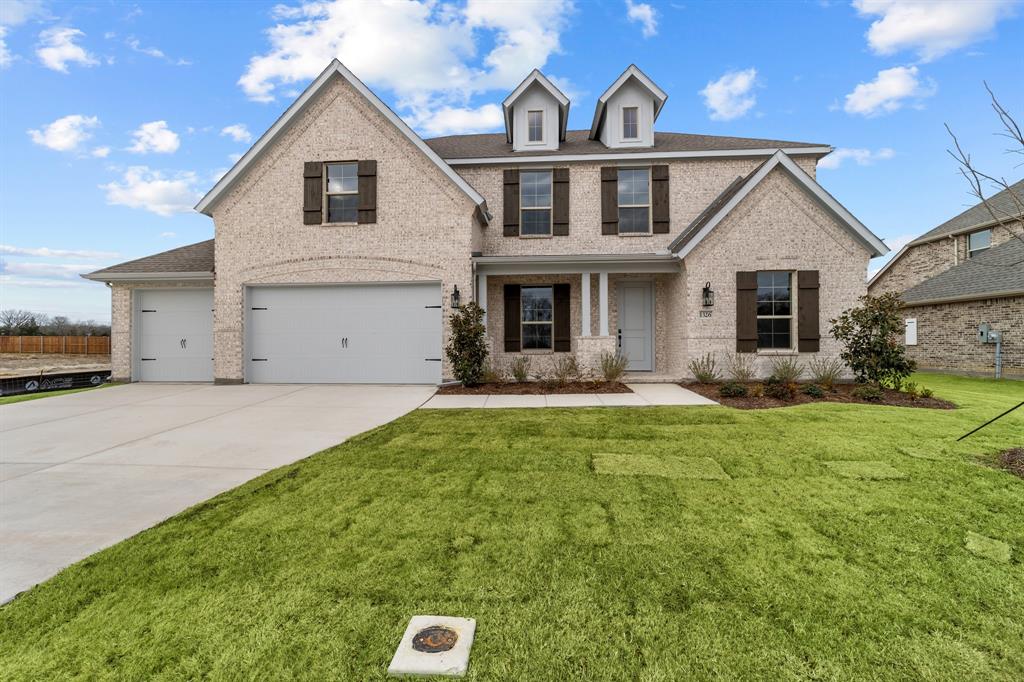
[1,0,1021,322]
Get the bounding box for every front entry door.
[617,281,653,371]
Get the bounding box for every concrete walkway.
[421,383,717,408]
[0,383,434,603]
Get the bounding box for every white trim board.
[443,146,832,166]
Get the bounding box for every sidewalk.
[420,383,718,409]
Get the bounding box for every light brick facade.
[904,296,1023,377]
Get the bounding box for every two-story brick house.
[85,60,888,384]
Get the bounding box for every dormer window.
[527,110,544,143]
[622,107,639,140]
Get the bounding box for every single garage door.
[137,289,214,382]
[246,283,442,384]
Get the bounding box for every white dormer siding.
[598,78,655,148]
[512,83,561,152]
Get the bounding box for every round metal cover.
[412,625,458,653]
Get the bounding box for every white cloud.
[1,0,47,27]
[100,166,201,216]
[625,0,658,38]
[409,103,503,137]
[854,0,1018,62]
[700,68,758,121]
[28,114,100,152]
[0,245,120,259]
[868,233,917,276]
[843,65,936,116]
[127,120,181,154]
[0,27,11,68]
[0,261,100,279]
[36,27,98,72]
[126,36,164,58]
[220,124,252,143]
[227,152,243,163]
[91,146,111,158]
[239,0,572,135]
[818,146,895,170]
[0,274,92,288]
[160,231,177,238]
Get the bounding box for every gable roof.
[194,60,487,220]
[82,240,214,281]
[502,69,570,143]
[902,237,1024,305]
[590,65,668,141]
[668,150,888,259]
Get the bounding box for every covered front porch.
[473,254,682,377]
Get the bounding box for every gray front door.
[617,281,653,371]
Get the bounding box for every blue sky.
[1,0,1021,323]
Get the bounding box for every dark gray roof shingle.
[85,239,214,278]
[902,237,1024,304]
[424,129,827,160]
[913,179,1024,243]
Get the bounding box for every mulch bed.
[684,382,956,410]
[437,381,632,395]
[998,448,1024,479]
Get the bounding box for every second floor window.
[756,271,793,350]
[968,229,991,257]
[520,170,552,236]
[622,106,639,139]
[527,110,544,142]
[617,168,650,233]
[326,162,358,223]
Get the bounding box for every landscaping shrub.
[749,383,765,398]
[725,352,756,382]
[719,382,748,398]
[903,381,920,400]
[551,355,587,386]
[852,384,884,402]
[802,384,826,398]
[480,361,506,384]
[830,293,916,387]
[508,355,531,383]
[921,387,934,399]
[807,357,844,391]
[688,352,721,383]
[764,376,797,400]
[599,351,629,383]
[444,302,488,386]
[768,356,804,383]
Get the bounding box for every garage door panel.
[247,284,442,384]
[137,289,214,382]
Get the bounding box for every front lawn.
[1,373,1022,679]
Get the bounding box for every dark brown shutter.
[601,166,618,235]
[357,160,377,224]
[552,168,570,236]
[303,162,322,225]
[652,164,670,234]
[553,283,571,352]
[503,169,520,237]
[797,270,820,352]
[736,271,758,352]
[503,284,521,352]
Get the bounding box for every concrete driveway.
[0,383,435,603]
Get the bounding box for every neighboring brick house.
[85,61,887,384]
[868,180,1024,377]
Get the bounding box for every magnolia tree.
[830,292,916,387]
[444,302,488,386]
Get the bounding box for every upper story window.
[617,168,650,233]
[756,271,794,350]
[967,229,991,257]
[520,170,552,236]
[622,106,639,140]
[521,285,554,350]
[325,162,358,223]
[527,110,544,143]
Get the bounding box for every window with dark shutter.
[357,160,377,224]
[503,284,521,351]
[797,270,820,352]
[553,283,570,351]
[503,169,520,237]
[736,271,757,352]
[303,162,322,225]
[552,168,570,236]
[601,166,618,235]
[652,164,669,234]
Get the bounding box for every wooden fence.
[0,336,111,354]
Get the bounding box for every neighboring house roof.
[194,60,488,220]
[425,129,829,162]
[668,150,889,259]
[901,237,1024,305]
[82,240,214,281]
[502,69,570,143]
[589,65,668,140]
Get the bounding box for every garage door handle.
[180,338,187,349]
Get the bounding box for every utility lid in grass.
[965,532,1012,564]
[593,453,730,480]
[824,461,908,480]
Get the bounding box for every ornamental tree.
[830,292,916,387]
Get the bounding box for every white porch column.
[580,272,591,337]
[598,271,609,336]
[477,273,487,324]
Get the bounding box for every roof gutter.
[442,146,833,166]
[81,271,214,282]
[909,216,1022,246]
[902,289,1024,307]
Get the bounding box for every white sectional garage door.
[137,289,214,382]
[246,284,442,384]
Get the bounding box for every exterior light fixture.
[451,285,461,309]
[702,281,714,307]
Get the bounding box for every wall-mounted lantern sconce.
[450,285,461,309]
[702,281,714,307]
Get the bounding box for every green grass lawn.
[0,383,109,405]
[1,373,1022,680]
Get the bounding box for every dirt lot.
[0,353,111,378]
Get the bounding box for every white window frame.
[519,169,552,237]
[324,161,358,224]
[526,110,545,144]
[967,228,992,258]
[617,167,652,235]
[520,285,554,352]
[755,271,797,352]
[622,106,640,140]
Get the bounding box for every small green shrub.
[807,357,844,391]
[444,302,488,386]
[725,352,756,382]
[903,381,920,400]
[764,376,797,400]
[719,382,748,398]
[802,384,826,398]
[769,356,804,383]
[830,292,916,386]
[688,352,721,383]
[508,355,531,383]
[551,355,586,386]
[920,387,934,399]
[480,361,506,384]
[749,383,765,398]
[852,384,883,402]
[599,351,629,383]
